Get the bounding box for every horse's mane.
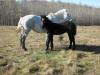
[40,15,46,18]
[42,15,52,21]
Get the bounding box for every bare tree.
[0,0,100,25]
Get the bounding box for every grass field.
[0,26,100,75]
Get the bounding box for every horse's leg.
[20,27,30,51]
[68,33,75,50]
[20,34,27,51]
[68,33,72,49]
[50,35,53,50]
[20,34,23,48]
[72,35,75,50]
[46,35,50,50]
[45,33,51,50]
[22,35,27,51]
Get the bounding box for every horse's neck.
[32,17,46,33]
[46,19,59,29]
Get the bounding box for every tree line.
[0,0,100,26]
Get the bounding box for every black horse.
[41,16,77,51]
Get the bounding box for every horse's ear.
[40,15,45,18]
[41,15,47,19]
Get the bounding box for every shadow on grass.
[50,44,100,54]
[76,44,100,54]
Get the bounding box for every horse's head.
[41,15,52,29]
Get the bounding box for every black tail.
[73,22,77,35]
[70,21,77,36]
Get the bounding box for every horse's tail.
[16,17,22,33]
[16,24,21,33]
[73,22,77,36]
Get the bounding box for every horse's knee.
[68,33,76,50]
[23,47,27,51]
[20,34,27,51]
[72,36,76,50]
[72,42,75,50]
[45,34,53,50]
[50,41,53,50]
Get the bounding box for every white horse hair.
[17,15,45,33]
[47,9,72,23]
[17,9,72,51]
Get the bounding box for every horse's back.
[22,15,41,25]
[20,15,42,31]
[47,9,71,24]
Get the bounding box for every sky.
[16,0,100,8]
[48,0,100,8]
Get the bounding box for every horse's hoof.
[46,50,49,53]
[24,48,27,51]
[45,49,49,53]
[68,46,71,49]
[45,50,50,53]
[50,48,53,50]
[72,46,76,50]
[72,48,75,50]
[45,48,49,50]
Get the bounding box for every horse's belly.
[32,27,44,33]
[32,24,46,33]
[49,30,65,35]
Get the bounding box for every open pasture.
[0,26,100,75]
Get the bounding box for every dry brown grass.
[0,26,100,75]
